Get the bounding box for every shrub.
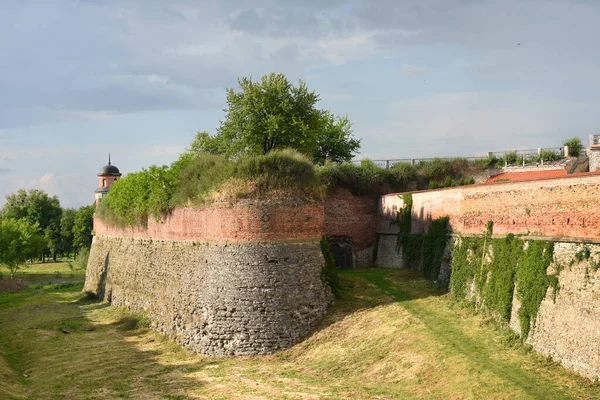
[233,149,322,198]
[320,236,341,298]
[99,149,324,226]
[503,151,518,165]
[538,149,560,162]
[316,159,386,195]
[385,162,417,188]
[563,137,583,157]
[417,158,454,182]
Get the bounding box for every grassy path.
[0,270,598,399]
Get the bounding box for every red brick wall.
[324,188,378,251]
[94,200,324,243]
[396,174,600,239]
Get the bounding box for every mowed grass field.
[0,269,598,400]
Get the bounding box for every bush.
[99,150,324,226]
[385,162,417,188]
[316,159,386,195]
[563,137,583,157]
[320,236,341,298]
[69,247,90,271]
[503,151,518,165]
[417,158,454,182]
[536,149,560,162]
[233,149,322,198]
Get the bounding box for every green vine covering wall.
[393,193,450,280]
[448,223,557,340]
[320,236,341,298]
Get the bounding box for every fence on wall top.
[351,147,568,169]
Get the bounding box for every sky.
[1,0,600,208]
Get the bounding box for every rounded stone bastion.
[84,198,333,356]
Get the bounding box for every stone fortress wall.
[85,199,333,356]
[375,173,600,379]
[85,168,600,378]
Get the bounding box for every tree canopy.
[0,218,46,277]
[1,189,62,261]
[189,73,360,164]
[73,205,95,250]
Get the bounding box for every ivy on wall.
[320,236,341,298]
[516,240,554,339]
[448,223,558,340]
[393,193,450,280]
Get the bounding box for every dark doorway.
[328,236,354,270]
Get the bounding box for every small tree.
[563,137,583,157]
[195,73,361,163]
[0,218,46,278]
[218,73,323,157]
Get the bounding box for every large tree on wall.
[190,73,360,163]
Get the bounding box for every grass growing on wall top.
[97,149,324,227]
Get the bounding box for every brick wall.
[94,199,324,243]
[379,174,600,240]
[324,188,378,267]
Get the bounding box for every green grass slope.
[0,270,597,399]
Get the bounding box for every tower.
[95,154,122,205]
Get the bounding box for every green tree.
[0,218,46,278]
[313,112,361,164]
[1,189,62,261]
[73,205,95,251]
[193,73,361,163]
[60,208,77,258]
[216,73,323,157]
[563,137,583,157]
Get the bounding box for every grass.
[0,270,598,399]
[0,262,86,286]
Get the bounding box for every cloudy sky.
[1,0,599,208]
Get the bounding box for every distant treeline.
[0,189,94,276]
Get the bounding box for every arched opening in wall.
[327,236,354,270]
[102,179,106,187]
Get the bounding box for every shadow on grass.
[359,268,599,400]
[0,284,216,399]
[317,267,444,329]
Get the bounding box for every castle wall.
[375,174,600,379]
[511,242,600,379]
[324,188,378,267]
[85,200,332,356]
[378,173,600,240]
[93,200,324,243]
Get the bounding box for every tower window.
[102,179,106,187]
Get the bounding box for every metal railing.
[352,147,566,168]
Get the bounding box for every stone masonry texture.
[375,176,600,379]
[85,236,332,356]
[85,199,332,356]
[510,242,600,379]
